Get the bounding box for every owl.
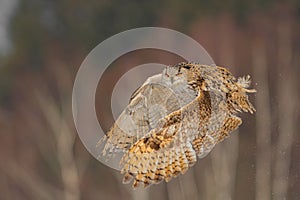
[98,62,256,188]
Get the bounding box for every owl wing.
[187,65,254,156]
[120,88,210,188]
[189,65,255,157]
[99,77,185,158]
[129,74,162,103]
[120,109,197,188]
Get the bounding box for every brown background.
[0,1,299,200]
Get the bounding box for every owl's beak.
[170,77,174,84]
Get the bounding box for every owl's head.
[162,62,193,85]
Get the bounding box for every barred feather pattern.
[97,62,256,188]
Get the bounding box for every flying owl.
[98,62,256,188]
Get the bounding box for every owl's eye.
[165,72,170,77]
[182,65,191,69]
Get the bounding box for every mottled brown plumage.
[98,62,256,188]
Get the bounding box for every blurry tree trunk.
[131,189,150,200]
[178,169,199,200]
[37,93,80,200]
[272,12,295,200]
[166,180,185,200]
[203,164,216,200]
[165,172,199,200]
[2,160,63,200]
[252,38,271,200]
[164,172,199,200]
[209,15,239,200]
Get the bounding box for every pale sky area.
[0,0,17,55]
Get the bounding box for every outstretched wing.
[99,83,182,157]
[120,87,210,188]
[120,109,197,188]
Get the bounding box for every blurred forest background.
[0,0,299,200]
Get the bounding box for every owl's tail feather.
[226,89,256,114]
[226,75,256,114]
